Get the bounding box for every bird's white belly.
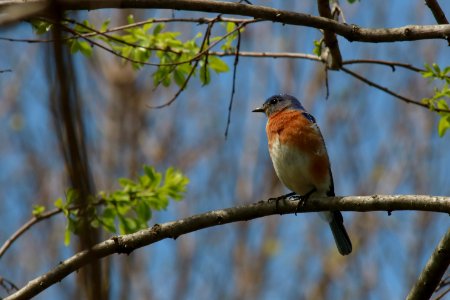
[269,136,315,195]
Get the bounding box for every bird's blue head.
[252,94,305,117]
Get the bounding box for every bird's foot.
[268,192,296,211]
[295,188,316,215]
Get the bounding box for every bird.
[253,94,352,255]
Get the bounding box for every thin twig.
[0,199,106,259]
[434,286,450,300]
[340,66,450,113]
[210,51,323,62]
[63,18,183,54]
[209,52,427,74]
[224,25,241,138]
[0,208,61,259]
[0,276,19,294]
[0,17,253,45]
[343,59,424,73]
[66,18,256,68]
[0,69,12,73]
[147,17,219,109]
[0,30,428,75]
[436,275,450,292]
[324,65,330,99]
[85,16,254,34]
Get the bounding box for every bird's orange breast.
[266,109,331,190]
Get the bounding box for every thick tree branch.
[317,0,342,69]
[5,194,450,300]
[406,228,450,300]
[1,0,450,43]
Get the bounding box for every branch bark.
[5,194,450,300]
[1,0,450,43]
[406,228,450,300]
[425,0,449,25]
[317,0,342,69]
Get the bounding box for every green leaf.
[313,39,323,57]
[209,57,229,73]
[143,20,153,32]
[119,178,135,188]
[32,205,46,217]
[127,14,135,24]
[119,216,138,234]
[54,198,64,209]
[226,22,236,34]
[31,19,53,35]
[64,226,71,246]
[69,39,80,54]
[153,24,165,35]
[173,68,186,86]
[100,207,117,233]
[135,201,152,223]
[66,189,79,205]
[432,63,441,76]
[443,66,450,76]
[100,19,111,32]
[64,217,77,246]
[78,41,93,57]
[438,115,450,137]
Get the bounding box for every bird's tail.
[329,211,352,255]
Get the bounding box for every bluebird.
[253,94,352,255]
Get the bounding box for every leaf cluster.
[31,16,232,88]
[50,166,188,245]
[421,63,450,137]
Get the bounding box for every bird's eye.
[270,98,279,105]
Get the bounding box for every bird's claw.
[295,188,316,215]
[268,192,296,211]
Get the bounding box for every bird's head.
[252,94,304,117]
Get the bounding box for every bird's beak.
[252,106,265,113]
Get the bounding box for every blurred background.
[0,1,449,299]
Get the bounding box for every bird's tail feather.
[329,211,352,255]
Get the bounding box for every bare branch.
[343,59,424,73]
[1,0,449,43]
[406,228,450,300]
[425,0,449,24]
[224,25,241,138]
[340,66,450,113]
[317,0,342,69]
[5,194,450,300]
[0,208,61,259]
[424,0,449,44]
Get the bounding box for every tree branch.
[425,0,449,25]
[340,66,450,113]
[1,0,450,43]
[406,228,450,300]
[5,194,450,300]
[317,0,342,69]
[0,208,61,259]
